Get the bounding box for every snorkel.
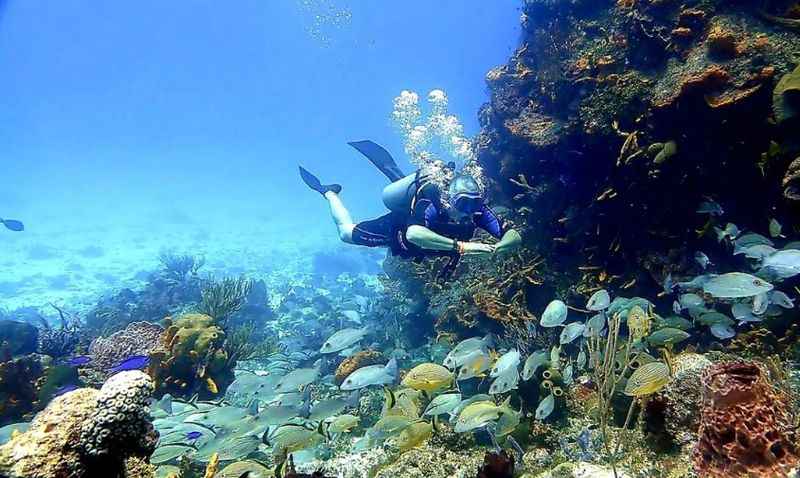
[448,173,484,215]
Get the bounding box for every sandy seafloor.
[0,209,377,313]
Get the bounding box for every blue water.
[0,0,520,310]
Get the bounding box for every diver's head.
[448,173,483,214]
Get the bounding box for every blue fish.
[54,384,79,397]
[0,218,24,232]
[65,356,92,367]
[185,431,203,441]
[109,355,150,373]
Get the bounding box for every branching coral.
[693,361,799,477]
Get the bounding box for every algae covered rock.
[0,370,157,478]
[531,462,632,478]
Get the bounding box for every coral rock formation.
[0,371,157,478]
[693,361,798,477]
[0,354,44,426]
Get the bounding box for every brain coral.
[0,371,157,478]
[693,361,798,477]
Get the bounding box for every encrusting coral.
[693,361,799,477]
[0,371,157,478]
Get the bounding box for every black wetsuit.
[350,182,504,260]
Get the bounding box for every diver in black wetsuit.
[299,141,522,277]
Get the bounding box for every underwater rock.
[645,353,711,446]
[0,371,157,478]
[0,320,38,357]
[88,321,165,370]
[476,450,514,478]
[693,361,798,477]
[706,25,741,60]
[0,354,44,426]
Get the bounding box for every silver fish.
[672,300,682,315]
[535,394,555,420]
[576,349,587,370]
[731,303,762,323]
[694,251,712,270]
[559,322,585,345]
[735,233,774,249]
[522,351,549,381]
[320,327,369,354]
[443,335,493,370]
[714,223,740,243]
[489,367,519,395]
[769,218,784,238]
[423,393,462,417]
[753,292,769,315]
[339,359,398,391]
[677,274,717,291]
[276,366,320,394]
[540,300,568,327]
[760,250,800,280]
[679,293,704,309]
[710,323,736,340]
[490,349,521,378]
[562,363,574,386]
[584,313,606,337]
[457,349,493,381]
[769,290,794,309]
[586,290,610,311]
[735,244,778,260]
[703,272,773,298]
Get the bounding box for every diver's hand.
[495,229,522,255]
[458,241,495,256]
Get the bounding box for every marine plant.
[198,276,253,324]
[158,250,205,284]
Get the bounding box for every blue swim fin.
[348,140,405,182]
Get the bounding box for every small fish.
[276,365,320,393]
[457,349,492,381]
[423,393,462,417]
[401,363,453,393]
[550,345,561,370]
[584,313,605,337]
[735,233,775,250]
[559,322,585,344]
[714,223,740,243]
[339,359,398,391]
[320,327,369,354]
[185,431,203,441]
[760,249,800,280]
[672,300,682,315]
[662,273,675,294]
[576,349,587,370]
[0,218,24,232]
[490,349,521,378]
[562,363,574,386]
[710,323,736,340]
[735,244,778,260]
[696,200,723,216]
[453,400,505,433]
[65,356,92,367]
[341,310,362,323]
[624,362,670,396]
[678,293,704,309]
[769,290,795,309]
[540,299,568,327]
[535,394,555,420]
[109,355,150,373]
[443,334,493,370]
[697,311,734,327]
[770,218,785,238]
[53,384,79,397]
[205,377,218,394]
[489,367,519,395]
[646,327,691,347]
[753,292,769,315]
[731,303,762,323]
[586,289,610,311]
[694,252,712,270]
[328,414,360,434]
[522,351,549,381]
[703,272,773,299]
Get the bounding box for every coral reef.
[88,321,166,370]
[693,361,798,477]
[0,320,38,357]
[0,371,157,478]
[151,313,232,399]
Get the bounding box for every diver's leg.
[324,191,355,243]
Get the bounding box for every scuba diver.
[0,217,24,232]
[299,140,521,279]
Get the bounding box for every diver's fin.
[347,140,405,182]
[298,166,342,196]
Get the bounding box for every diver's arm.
[495,229,523,254]
[405,225,494,255]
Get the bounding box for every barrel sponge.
[692,361,798,477]
[79,371,158,459]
